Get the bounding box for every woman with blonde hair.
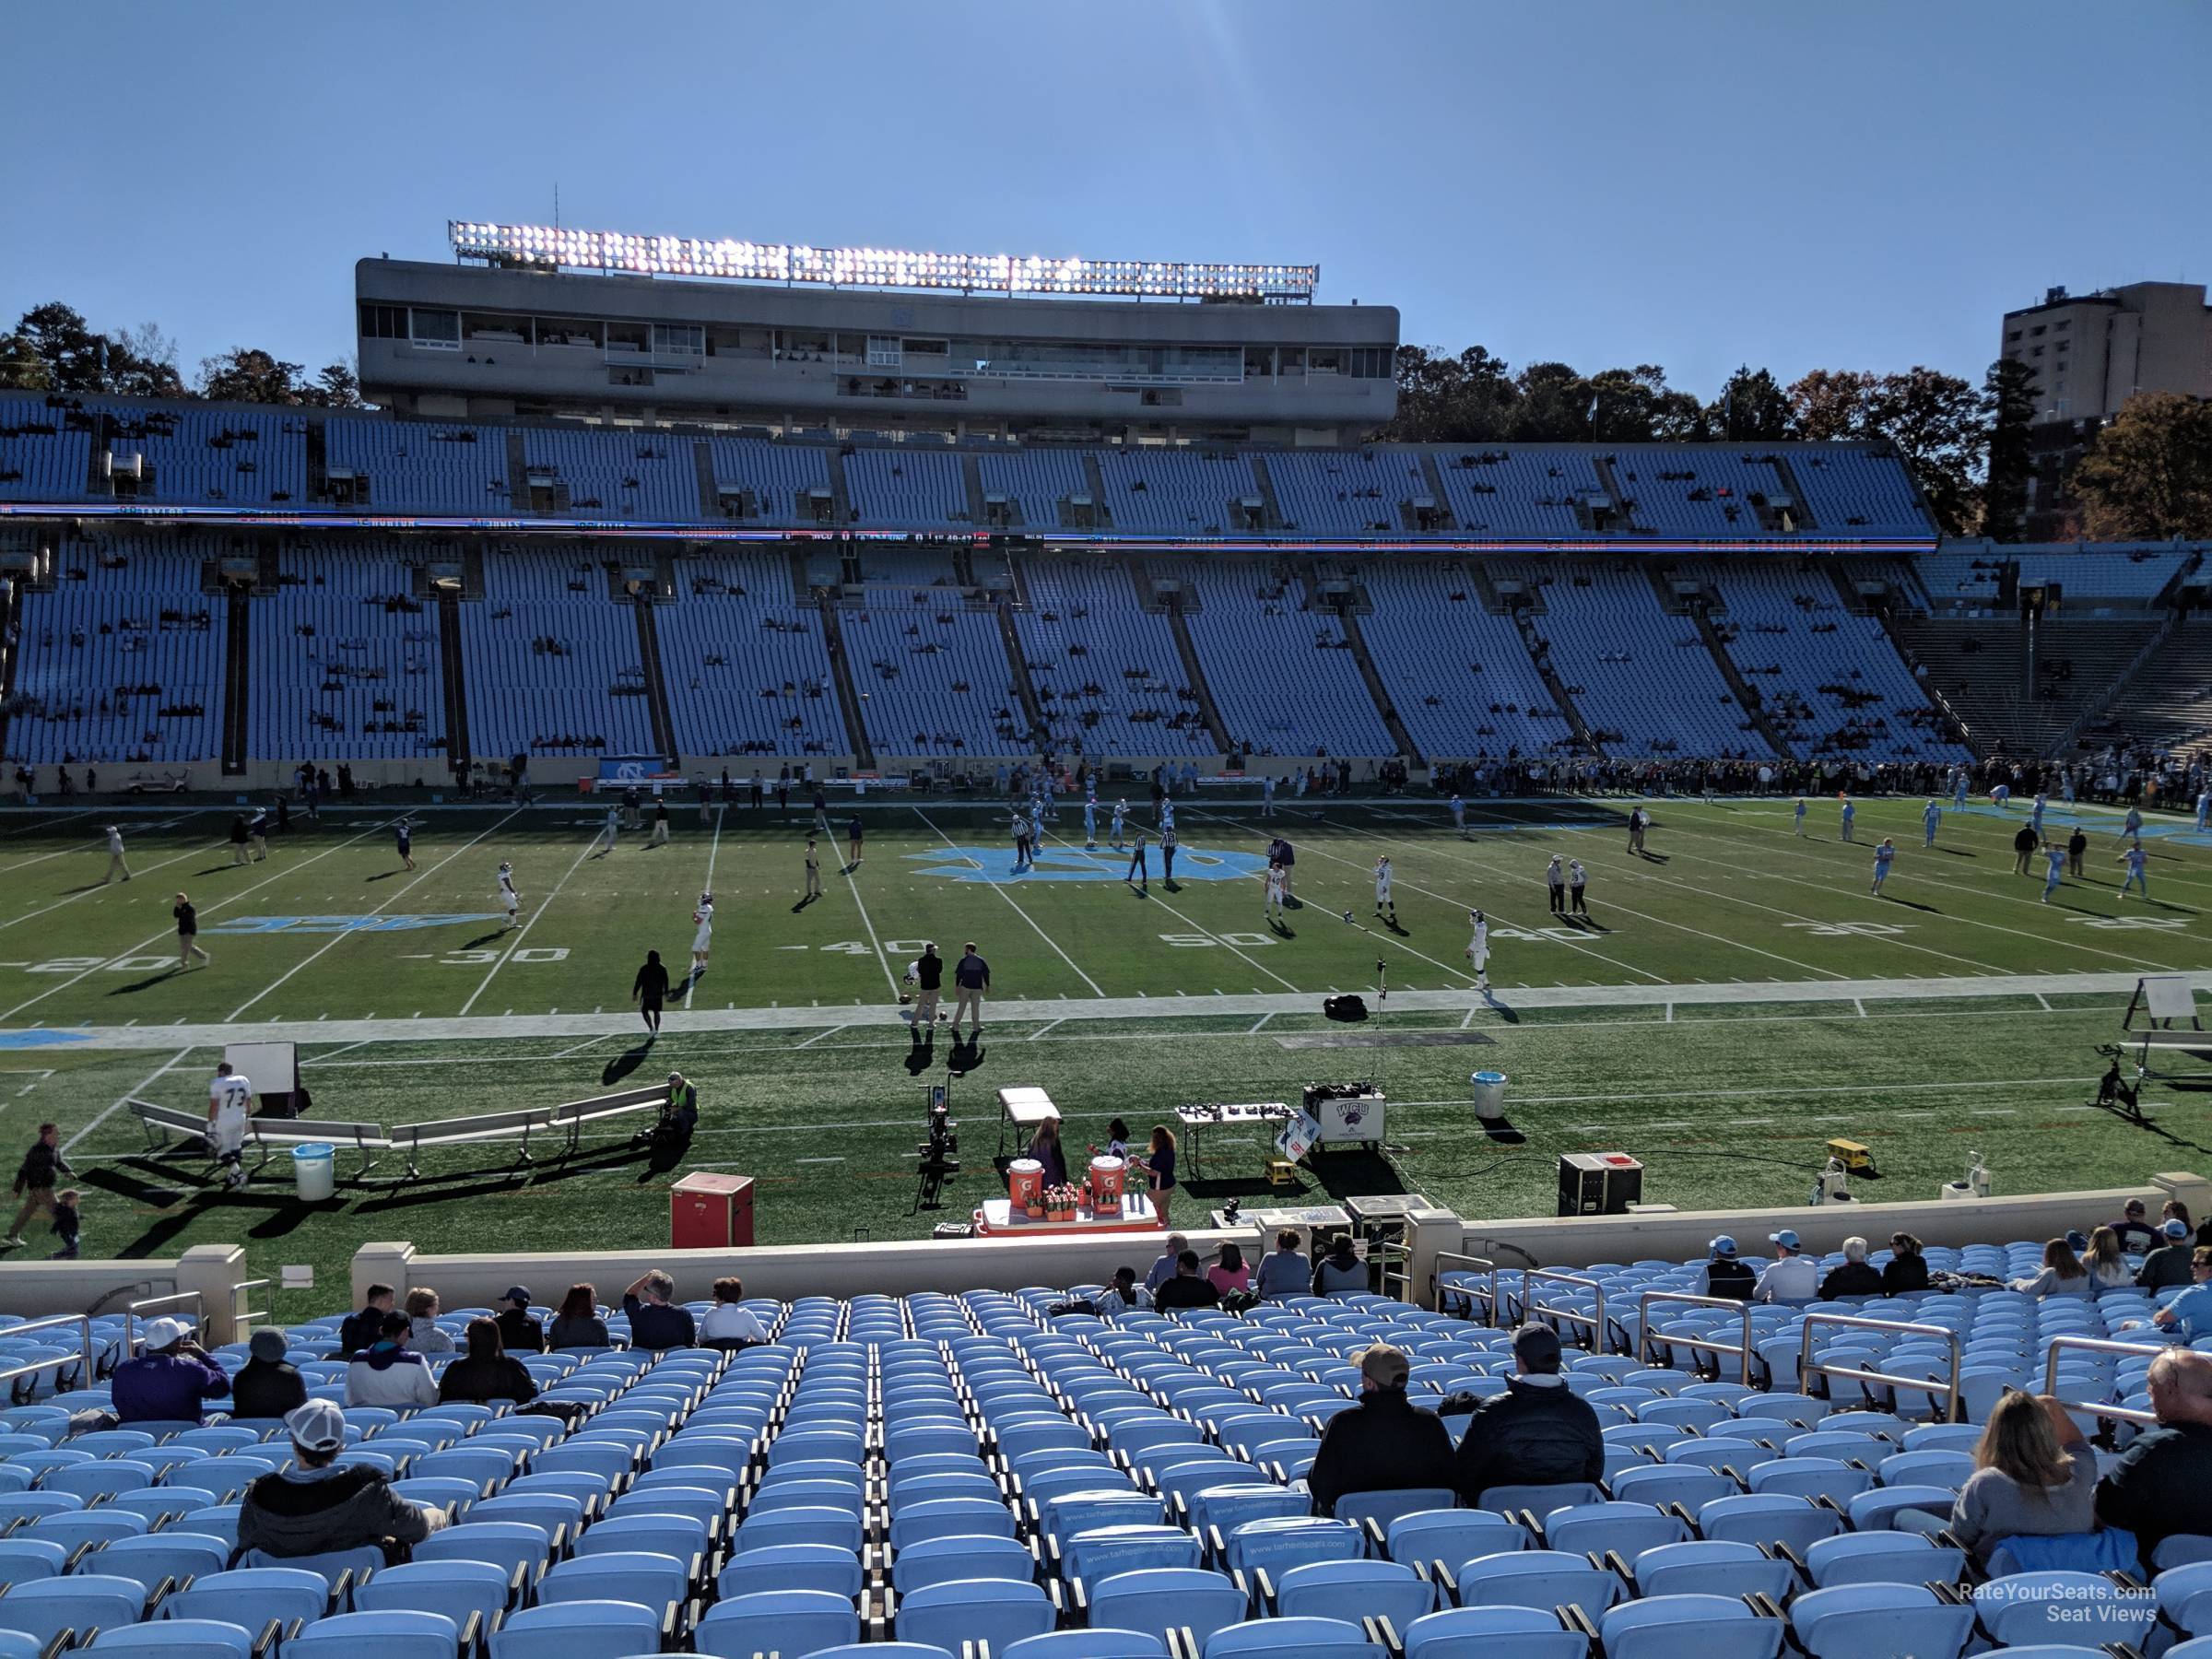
[2082,1226,2133,1291]
[2010,1237,2092,1299]
[1925,1390,2095,1566]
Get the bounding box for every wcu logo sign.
[905,845,1271,885]
[201,914,504,935]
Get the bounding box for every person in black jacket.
[230,1328,309,1419]
[2097,1349,2212,1570]
[494,1287,545,1354]
[1699,1235,1756,1301]
[1818,1236,1886,1299]
[905,944,945,1040]
[631,951,669,1036]
[1307,1344,1454,1516]
[1881,1232,1932,1295]
[337,1285,395,1355]
[1453,1324,1605,1505]
[436,1319,539,1406]
[5,1124,74,1247]
[1151,1251,1221,1312]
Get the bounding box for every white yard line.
[913,807,1105,996]
[304,1040,371,1065]
[64,1048,194,1153]
[0,833,232,935]
[227,809,521,1021]
[793,1024,849,1049]
[457,837,595,1018]
[839,848,904,1002]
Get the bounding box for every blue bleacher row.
[0,1238,2206,1659]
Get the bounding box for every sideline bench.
[131,1100,393,1179]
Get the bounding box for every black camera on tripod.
[912,1087,960,1212]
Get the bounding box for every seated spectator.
[2111,1199,2159,1253]
[437,1318,538,1406]
[2098,1349,2212,1566]
[337,1284,394,1354]
[347,1312,438,1408]
[1312,1233,1367,1296]
[1307,1344,1454,1517]
[230,1328,308,1420]
[111,1317,229,1426]
[2140,1218,2196,1289]
[1818,1236,1886,1300]
[1883,1232,1931,1294]
[494,1287,545,1354]
[1144,1232,1189,1296]
[238,1401,448,1563]
[1914,1390,2097,1569]
[1754,1230,1819,1304]
[1208,1242,1252,1298]
[1152,1250,1222,1312]
[1101,1266,1145,1309]
[621,1269,698,1350]
[1454,1324,1605,1504]
[405,1288,455,1354]
[1700,1235,1756,1301]
[699,1277,769,1348]
[1254,1230,1311,1300]
[547,1283,610,1350]
[2154,1248,2212,1344]
[2012,1237,2094,1300]
[2083,1227,2134,1291]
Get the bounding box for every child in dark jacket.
[51,1190,79,1260]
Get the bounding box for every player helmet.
[498,860,511,872]
[699,891,712,904]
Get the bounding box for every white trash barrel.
[292,1142,335,1203]
[1470,1071,1509,1122]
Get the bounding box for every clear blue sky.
[4,0,2206,399]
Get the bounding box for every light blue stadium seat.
[1453,1549,1619,1615]
[1220,1517,1365,1578]
[897,1579,1057,1653]
[89,1620,255,1659]
[1201,1615,1384,1659]
[571,1512,706,1573]
[1001,1630,1169,1659]
[285,1611,460,1659]
[1598,1594,1783,1659]
[1788,1583,1974,1659]
[1544,1501,1689,1560]
[736,1503,866,1554]
[90,1532,231,1598]
[0,1573,147,1646]
[1475,1482,1604,1517]
[0,1539,65,1593]
[175,1509,241,1552]
[413,1520,553,1587]
[234,1546,382,1595]
[1334,1488,1456,1535]
[1275,1558,1435,1628]
[354,1559,512,1639]
[160,1568,329,1641]
[1383,1509,1524,1571]
[1803,1530,1965,1588]
[1062,1525,1202,1585]
[1695,1494,1843,1555]
[1400,1605,1587,1659]
[1085,1567,1243,1647]
[721,1542,866,1601]
[1842,1483,1959,1534]
[1971,1569,2157,1649]
[488,1599,662,1659]
[694,1589,858,1659]
[28,1510,147,1552]
[1630,1540,1792,1602]
[538,1552,688,1626]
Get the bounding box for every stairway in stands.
[630,597,678,761]
[1689,603,1794,760]
[816,602,876,771]
[0,573,18,763]
[434,588,472,775]
[1247,456,1286,530]
[1508,608,1604,756]
[219,587,250,775]
[1329,596,1425,766]
[1161,596,1232,755]
[994,602,1047,747]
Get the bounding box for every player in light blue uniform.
[2041,840,2066,902]
[1952,770,1970,810]
[2120,805,2144,844]
[2030,792,2047,834]
[1839,798,1856,842]
[1992,782,2012,808]
[1159,799,1175,832]
[1260,774,1277,818]
[2062,771,2077,806]
[2118,841,2150,899]
[1083,794,1098,849]
[2197,789,2210,832]
[1870,837,1895,895]
[1793,797,1807,836]
[1450,794,1467,839]
[1923,799,1941,848]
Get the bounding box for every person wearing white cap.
[110,1317,229,1426]
[236,1399,448,1564]
[1753,1230,1820,1305]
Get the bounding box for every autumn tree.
[2073,393,2212,540]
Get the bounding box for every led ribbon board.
[449,221,1318,300]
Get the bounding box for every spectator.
[621,1269,697,1350]
[1312,1234,1367,1296]
[1027,1119,1068,1188]
[2011,1238,2094,1300]
[1818,1236,1886,1300]
[1700,1235,1756,1301]
[111,1317,229,1426]
[2168,1200,2196,1238]
[1254,1230,1312,1300]
[1152,1250,1222,1312]
[230,1328,308,1420]
[238,1401,448,1563]
[1453,1324,1606,1505]
[1883,1232,1932,1295]
[437,1319,539,1406]
[1208,1242,1251,1298]
[50,1188,79,1260]
[700,1277,769,1349]
[405,1288,456,1353]
[347,1312,438,1408]
[1306,1344,1454,1516]
[5,1123,73,1249]
[2083,1228,2134,1291]
[2112,1198,2159,1253]
[1144,1233,1188,1296]
[2098,1349,2212,1566]
[1102,1266,1144,1309]
[2153,1249,2212,1344]
[1754,1230,1819,1304]
[2140,1219,2196,1290]
[547,1284,609,1350]
[339,1284,394,1354]
[494,1287,545,1354]
[1935,1390,2097,1570]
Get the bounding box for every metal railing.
[2042,1334,2168,1431]
[1522,1268,1606,1351]
[0,1315,96,1401]
[1432,1253,1498,1324]
[230,1279,271,1336]
[1797,1311,1964,1422]
[1637,1290,1756,1386]
[123,1291,204,1357]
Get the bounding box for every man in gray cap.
[1453,1323,1605,1505]
[494,1287,545,1354]
[229,1329,309,1419]
[238,1400,448,1564]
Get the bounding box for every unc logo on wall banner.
[597,757,679,782]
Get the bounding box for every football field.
[1,790,2206,1317]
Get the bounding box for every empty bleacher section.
[252,548,445,761]
[1787,444,1932,535]
[1098,450,1264,535]
[517,429,697,520]
[1919,543,2200,614]
[1612,447,1804,536]
[1265,452,1428,535]
[842,445,971,529]
[2,538,224,768]
[322,416,512,513]
[1433,447,1606,536]
[1348,560,1574,759]
[96,404,309,506]
[2094,618,2212,748]
[975,447,1091,531]
[706,437,831,524]
[658,555,846,758]
[840,553,1026,757]
[1157,559,1394,756]
[0,401,94,500]
[1010,558,1215,758]
[456,551,656,759]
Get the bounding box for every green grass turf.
[1,792,2206,1319]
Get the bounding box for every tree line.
[0,302,360,409]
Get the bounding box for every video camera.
[912,1085,960,1212]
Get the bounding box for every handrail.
[1432,1253,1498,1324]
[0,1315,96,1399]
[1797,1311,1963,1422]
[1637,1290,1756,1386]
[1522,1267,1606,1351]
[230,1279,271,1337]
[123,1291,204,1357]
[2041,1334,2168,1430]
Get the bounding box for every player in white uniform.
[1372,855,1395,924]
[591,807,619,858]
[1110,800,1127,851]
[1450,794,1467,839]
[1159,799,1175,832]
[1265,859,1288,924]
[497,861,523,928]
[1923,799,1941,848]
[691,891,715,973]
[1465,908,1490,992]
[207,1062,253,1191]
[2197,789,2210,833]
[103,824,129,885]
[1082,794,1098,850]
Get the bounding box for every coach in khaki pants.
[907,943,944,1034]
[952,942,990,1038]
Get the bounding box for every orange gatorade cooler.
[1007,1158,1045,1212]
[1088,1156,1126,1215]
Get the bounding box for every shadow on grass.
[107,968,182,996]
[601,1041,653,1088]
